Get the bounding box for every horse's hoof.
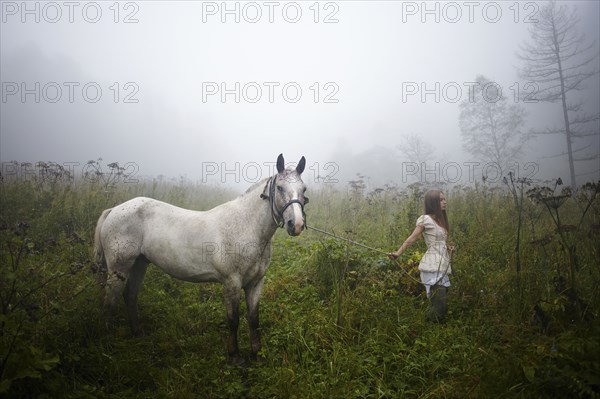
[131,326,145,337]
[251,356,266,367]
[230,355,246,367]
[250,353,266,365]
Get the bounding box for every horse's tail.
[94,208,113,269]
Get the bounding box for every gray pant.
[426,284,448,323]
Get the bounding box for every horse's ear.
[276,153,285,174]
[296,156,306,175]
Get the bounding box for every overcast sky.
[1,0,598,190]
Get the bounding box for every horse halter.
[260,175,308,228]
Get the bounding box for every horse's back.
[104,197,204,227]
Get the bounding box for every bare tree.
[396,134,436,184]
[396,133,435,165]
[459,75,530,177]
[517,0,599,188]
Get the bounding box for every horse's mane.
[241,168,299,197]
[243,177,270,196]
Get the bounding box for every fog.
[1,1,598,192]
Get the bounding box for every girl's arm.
[388,225,424,260]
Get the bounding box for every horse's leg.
[223,280,244,365]
[104,239,138,329]
[104,265,128,326]
[123,257,148,335]
[244,277,265,362]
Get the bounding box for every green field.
[1,168,599,398]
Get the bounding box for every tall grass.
[1,171,598,398]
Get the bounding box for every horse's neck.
[237,178,279,242]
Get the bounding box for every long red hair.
[424,190,449,233]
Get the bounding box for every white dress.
[416,214,451,296]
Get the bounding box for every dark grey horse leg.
[244,278,265,361]
[104,268,128,326]
[123,257,148,335]
[224,282,243,365]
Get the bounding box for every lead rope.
[305,224,425,285]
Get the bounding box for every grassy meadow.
[1,163,599,398]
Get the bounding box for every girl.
[388,190,454,323]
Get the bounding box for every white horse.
[94,154,308,364]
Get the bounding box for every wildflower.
[540,194,569,210]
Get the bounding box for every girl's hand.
[387,252,399,260]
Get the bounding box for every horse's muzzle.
[287,219,305,236]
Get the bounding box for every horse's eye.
[304,196,310,204]
[277,186,284,192]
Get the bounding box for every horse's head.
[269,153,308,236]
